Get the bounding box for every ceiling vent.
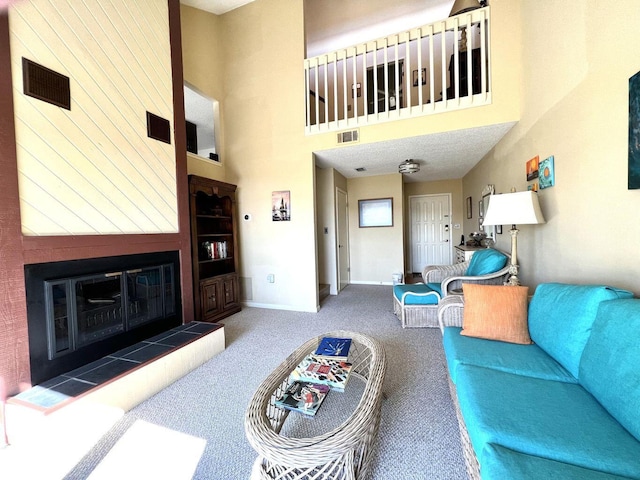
[355,167,366,172]
[337,129,359,144]
[399,159,420,174]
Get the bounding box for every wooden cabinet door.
[221,274,239,310]
[201,279,221,319]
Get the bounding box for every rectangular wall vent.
[337,129,359,144]
[147,112,171,144]
[22,58,71,110]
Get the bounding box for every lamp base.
[504,264,520,286]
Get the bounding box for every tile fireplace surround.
[2,321,226,479]
[9,321,222,412]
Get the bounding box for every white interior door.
[410,194,452,272]
[336,188,349,291]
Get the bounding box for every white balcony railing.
[304,7,491,135]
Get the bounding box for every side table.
[437,295,465,333]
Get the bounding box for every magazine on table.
[290,354,353,392]
[274,380,330,416]
[313,337,352,361]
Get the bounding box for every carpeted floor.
[64,285,466,480]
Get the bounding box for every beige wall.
[179,0,523,311]
[464,0,640,295]
[347,174,404,284]
[10,0,178,235]
[181,5,227,182]
[215,0,320,311]
[404,178,464,271]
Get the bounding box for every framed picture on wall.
[466,196,472,219]
[412,68,427,87]
[272,190,290,221]
[359,198,393,227]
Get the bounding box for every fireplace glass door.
[45,263,175,360]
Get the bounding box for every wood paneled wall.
[0,0,193,397]
[10,0,177,235]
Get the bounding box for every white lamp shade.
[482,191,546,226]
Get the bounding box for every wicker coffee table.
[244,330,386,480]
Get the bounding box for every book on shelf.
[314,336,352,361]
[290,355,353,392]
[274,380,330,416]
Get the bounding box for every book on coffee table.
[274,380,330,416]
[290,355,353,392]
[314,337,351,361]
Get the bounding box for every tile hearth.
[11,321,222,412]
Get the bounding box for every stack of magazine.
[274,336,353,416]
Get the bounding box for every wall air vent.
[337,129,359,144]
[22,58,71,110]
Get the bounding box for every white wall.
[464,0,640,295]
[10,0,177,235]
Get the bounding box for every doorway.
[336,188,349,291]
[409,194,452,273]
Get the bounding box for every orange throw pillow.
[461,284,532,344]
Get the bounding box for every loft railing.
[304,7,491,135]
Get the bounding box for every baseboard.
[349,280,394,286]
[241,301,319,313]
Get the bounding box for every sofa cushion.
[465,248,508,276]
[481,444,638,480]
[579,299,640,442]
[456,365,640,479]
[461,284,532,344]
[443,327,577,384]
[392,283,440,305]
[528,283,633,378]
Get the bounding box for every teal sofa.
[441,283,640,480]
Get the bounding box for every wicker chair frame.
[422,253,511,295]
[245,330,386,480]
[392,251,510,329]
[438,295,480,480]
[392,288,440,328]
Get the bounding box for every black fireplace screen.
[46,264,175,360]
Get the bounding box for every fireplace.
[25,251,182,385]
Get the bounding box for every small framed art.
[272,190,290,221]
[539,156,555,189]
[466,196,472,219]
[412,68,427,87]
[359,198,393,227]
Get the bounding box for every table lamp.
[482,191,545,286]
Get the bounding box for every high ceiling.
[180,0,254,15]
[181,0,511,183]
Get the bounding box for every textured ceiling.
[314,122,517,183]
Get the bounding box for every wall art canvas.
[272,190,290,221]
[539,156,555,189]
[629,70,640,189]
